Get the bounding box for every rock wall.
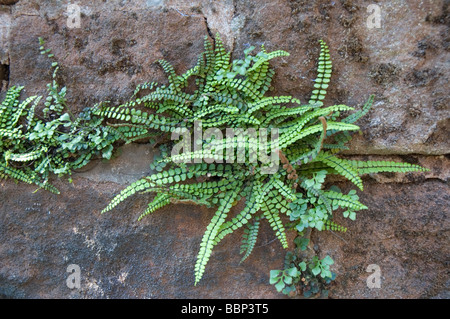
[0,0,448,298]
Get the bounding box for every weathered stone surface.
[0,1,19,5]
[75,144,156,185]
[312,179,449,299]
[0,5,11,66]
[228,0,449,155]
[1,156,447,299]
[330,154,449,184]
[9,0,207,112]
[0,6,10,92]
[0,0,449,299]
[0,175,288,298]
[5,0,449,154]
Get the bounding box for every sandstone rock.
[0,0,448,299]
[6,0,449,154]
[0,175,288,298]
[0,6,10,92]
[0,1,19,5]
[228,0,449,155]
[0,6,11,66]
[74,144,156,185]
[312,179,449,299]
[9,0,207,112]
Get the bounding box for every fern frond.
[250,66,275,97]
[212,33,231,73]
[323,190,368,211]
[194,186,241,285]
[315,153,364,190]
[25,96,42,129]
[5,96,39,129]
[139,88,194,117]
[240,216,262,263]
[202,36,216,76]
[0,161,36,185]
[172,178,239,200]
[277,121,359,149]
[342,94,374,124]
[132,81,158,97]
[101,178,154,213]
[348,160,429,174]
[6,146,46,163]
[224,77,263,101]
[260,191,289,249]
[158,59,181,91]
[247,96,296,114]
[288,117,328,165]
[96,106,186,133]
[147,167,190,185]
[0,161,59,194]
[248,50,290,74]
[309,39,332,106]
[324,220,348,232]
[137,193,171,221]
[261,104,312,126]
[177,66,200,89]
[0,86,23,129]
[278,104,354,132]
[0,128,24,140]
[272,178,297,202]
[214,177,265,244]
[192,104,239,120]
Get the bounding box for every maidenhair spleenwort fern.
[0,34,428,290]
[0,38,158,193]
[99,35,428,286]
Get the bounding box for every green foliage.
[261,190,289,249]
[100,34,428,287]
[0,38,157,193]
[309,40,332,107]
[1,34,429,292]
[270,236,336,297]
[239,216,262,263]
[0,80,120,192]
[194,185,241,285]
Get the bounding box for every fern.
[315,152,364,190]
[98,35,429,285]
[194,186,241,285]
[309,40,332,107]
[261,191,289,249]
[324,220,348,232]
[214,178,265,245]
[348,160,428,174]
[0,39,128,193]
[240,216,262,263]
[101,178,154,213]
[138,193,172,221]
[1,34,428,289]
[323,190,368,211]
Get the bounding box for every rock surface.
[313,178,449,299]
[0,172,287,298]
[0,0,449,299]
